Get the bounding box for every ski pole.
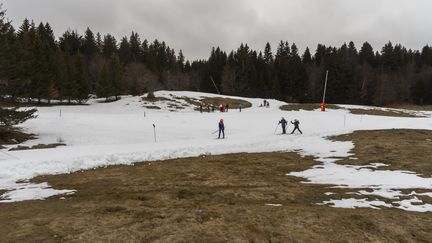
[274,123,279,134]
[153,124,157,142]
[212,130,219,134]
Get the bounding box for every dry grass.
[1,131,432,242]
[387,104,432,111]
[331,129,432,177]
[280,103,341,111]
[348,108,423,118]
[143,105,161,110]
[173,96,202,107]
[200,97,252,109]
[0,126,35,146]
[141,96,173,103]
[9,143,66,151]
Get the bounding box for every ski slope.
[1,91,432,212]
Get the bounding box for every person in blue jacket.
[218,119,225,139]
[279,117,288,134]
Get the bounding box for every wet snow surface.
[1,91,432,212]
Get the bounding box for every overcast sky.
[2,0,432,60]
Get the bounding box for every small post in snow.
[344,115,346,127]
[60,109,62,118]
[153,124,157,142]
[144,111,146,117]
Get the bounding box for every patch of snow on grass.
[319,198,392,209]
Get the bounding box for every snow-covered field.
[1,91,432,212]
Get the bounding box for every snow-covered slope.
[1,91,432,212]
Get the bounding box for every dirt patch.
[387,104,432,111]
[142,96,173,103]
[0,126,35,146]
[331,129,432,177]
[200,97,252,109]
[348,108,423,118]
[173,96,202,107]
[9,143,66,151]
[1,151,431,242]
[143,105,161,110]
[167,103,185,110]
[280,103,342,111]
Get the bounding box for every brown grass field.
[1,130,432,242]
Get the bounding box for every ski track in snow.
[1,91,432,212]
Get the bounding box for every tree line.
[1,7,432,105]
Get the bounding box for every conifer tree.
[102,34,117,58]
[109,54,124,99]
[118,36,131,64]
[74,53,90,103]
[81,28,98,57]
[129,32,142,62]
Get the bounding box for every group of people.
[260,100,270,108]
[278,118,302,134]
[216,118,302,139]
[199,103,244,113]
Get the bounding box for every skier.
[291,119,302,134]
[218,119,225,139]
[199,104,203,113]
[211,105,215,112]
[239,103,243,112]
[226,103,229,112]
[207,104,211,113]
[279,117,288,134]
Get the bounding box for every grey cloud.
[3,0,432,59]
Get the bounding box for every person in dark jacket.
[291,119,302,134]
[218,119,225,139]
[279,117,288,134]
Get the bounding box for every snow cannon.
[321,102,326,112]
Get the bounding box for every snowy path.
[1,91,432,212]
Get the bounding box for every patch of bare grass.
[0,150,431,242]
[0,126,35,146]
[330,129,432,176]
[280,103,341,111]
[143,105,161,110]
[141,96,173,103]
[348,108,423,118]
[200,97,252,109]
[9,143,66,151]
[387,104,432,111]
[174,96,202,107]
